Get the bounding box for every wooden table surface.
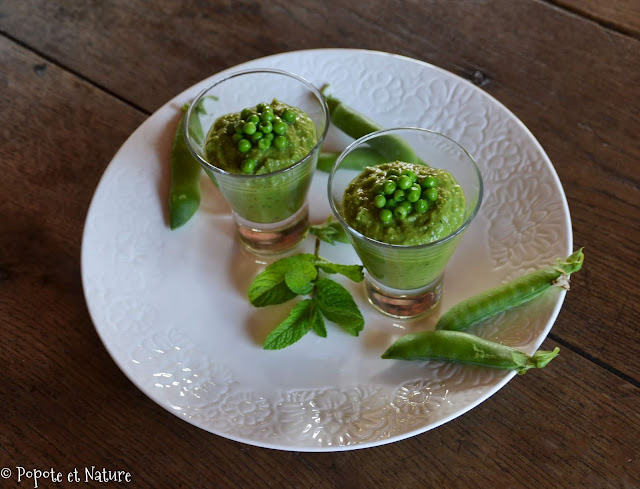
[1,1,638,487]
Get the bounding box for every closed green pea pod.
[316,148,387,173]
[436,249,585,332]
[381,330,560,374]
[323,93,421,164]
[169,105,203,230]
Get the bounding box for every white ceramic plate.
[81,49,572,451]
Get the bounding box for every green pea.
[234,120,245,134]
[250,131,263,143]
[259,121,273,134]
[397,175,412,190]
[265,132,275,141]
[260,110,274,123]
[237,138,252,153]
[393,189,406,202]
[241,108,253,120]
[373,195,386,208]
[414,199,428,213]
[247,114,260,125]
[231,133,243,143]
[383,180,397,195]
[401,170,417,183]
[274,135,287,149]
[394,206,408,220]
[421,176,437,189]
[282,110,297,123]
[241,158,256,174]
[400,200,413,211]
[372,183,385,195]
[273,121,287,135]
[258,138,271,151]
[388,174,398,182]
[243,121,257,135]
[387,169,400,177]
[384,198,398,209]
[256,103,269,113]
[380,209,393,223]
[425,188,438,202]
[407,185,421,202]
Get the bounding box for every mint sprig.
[249,239,365,350]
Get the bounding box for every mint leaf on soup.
[284,260,317,295]
[314,258,364,283]
[263,299,315,350]
[315,278,364,336]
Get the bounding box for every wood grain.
[549,0,640,37]
[1,0,638,381]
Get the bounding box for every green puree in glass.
[202,99,318,223]
[204,99,316,175]
[343,162,465,246]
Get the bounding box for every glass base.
[365,274,443,319]
[233,205,309,255]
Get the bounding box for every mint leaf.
[285,260,317,295]
[263,299,314,350]
[249,255,314,307]
[248,270,297,307]
[309,217,349,245]
[310,302,327,337]
[268,254,316,271]
[315,278,364,336]
[314,258,364,283]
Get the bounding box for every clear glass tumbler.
[328,128,483,318]
[184,69,329,254]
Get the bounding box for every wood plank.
[1,0,639,381]
[549,0,640,38]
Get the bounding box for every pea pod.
[436,249,585,332]
[381,330,560,374]
[316,147,387,173]
[323,91,420,164]
[168,104,205,230]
